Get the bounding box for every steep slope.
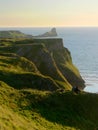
[1,81,98,130]
[14,38,85,90]
[0,53,62,91]
[1,38,98,130]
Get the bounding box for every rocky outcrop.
[15,38,85,90]
[0,37,85,90]
[36,28,58,37]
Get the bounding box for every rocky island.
[35,28,58,37]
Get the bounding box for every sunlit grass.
[0,38,97,130]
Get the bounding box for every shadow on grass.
[0,71,59,91]
[1,71,98,129]
[34,91,98,130]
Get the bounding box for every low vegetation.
[1,81,98,130]
[0,38,98,130]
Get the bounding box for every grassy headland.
[0,37,97,130]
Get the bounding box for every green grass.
[0,30,31,39]
[52,48,85,89]
[0,38,85,89]
[0,81,76,130]
[0,55,55,91]
[0,53,39,73]
[0,81,98,130]
[0,53,70,91]
[0,39,98,130]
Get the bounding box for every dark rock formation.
[0,37,85,91]
[36,28,58,37]
[15,38,85,90]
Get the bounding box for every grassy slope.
[0,53,73,130]
[0,39,98,130]
[1,81,98,130]
[0,54,66,91]
[14,41,82,89]
[0,41,72,90]
[52,48,85,89]
[0,31,30,39]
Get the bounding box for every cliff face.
[15,38,85,90]
[1,33,98,130]
[0,38,85,90]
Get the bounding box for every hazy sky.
[0,0,98,27]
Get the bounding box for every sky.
[0,0,98,27]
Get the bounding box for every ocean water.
[0,27,98,93]
[57,27,98,93]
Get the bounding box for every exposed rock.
[36,28,58,37]
[15,38,85,90]
[0,37,85,90]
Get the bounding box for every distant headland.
[35,28,58,37]
[0,28,58,39]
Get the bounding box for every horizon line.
[1,26,98,28]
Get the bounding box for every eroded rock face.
[36,28,58,37]
[15,38,85,90]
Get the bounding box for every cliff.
[1,37,98,130]
[0,38,85,90]
[16,39,85,90]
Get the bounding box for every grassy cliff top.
[0,30,33,39]
[0,38,95,130]
[0,81,98,130]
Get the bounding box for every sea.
[0,27,98,93]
